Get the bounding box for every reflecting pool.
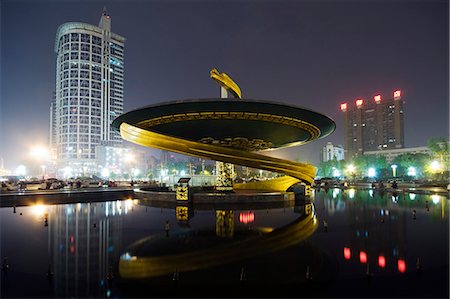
[1,189,448,298]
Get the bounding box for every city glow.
[368,167,376,177]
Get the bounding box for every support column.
[215,161,234,191]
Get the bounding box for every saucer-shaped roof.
[112,98,335,151]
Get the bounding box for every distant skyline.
[1,0,448,169]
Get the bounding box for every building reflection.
[216,210,234,237]
[317,188,448,274]
[47,200,133,298]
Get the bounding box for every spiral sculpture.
[112,69,335,192]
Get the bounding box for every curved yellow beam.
[210,68,242,99]
[119,204,317,279]
[119,122,317,186]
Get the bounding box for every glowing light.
[378,255,386,268]
[391,164,397,177]
[344,247,351,260]
[359,251,367,263]
[15,165,27,176]
[409,193,416,200]
[407,167,416,177]
[348,188,355,199]
[431,194,441,205]
[180,170,186,176]
[346,164,355,175]
[239,211,255,224]
[332,188,339,199]
[101,168,110,178]
[368,189,373,197]
[356,99,364,107]
[368,167,376,178]
[70,246,75,253]
[429,161,441,172]
[340,103,347,111]
[398,259,406,273]
[393,90,401,99]
[30,145,50,161]
[332,168,341,177]
[374,94,382,103]
[31,204,47,217]
[124,152,135,163]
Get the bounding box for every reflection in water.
[119,201,317,279]
[47,200,137,298]
[317,188,448,278]
[216,210,234,237]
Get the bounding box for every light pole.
[391,164,397,177]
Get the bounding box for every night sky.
[1,0,448,169]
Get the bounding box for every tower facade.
[341,90,404,158]
[54,9,125,176]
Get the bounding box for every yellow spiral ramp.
[119,122,316,191]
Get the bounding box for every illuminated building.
[363,146,430,163]
[54,8,125,176]
[321,142,345,162]
[340,90,404,158]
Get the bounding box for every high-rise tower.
[54,8,125,176]
[340,90,404,158]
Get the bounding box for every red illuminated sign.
[344,247,351,260]
[356,99,364,107]
[374,94,382,103]
[340,103,347,112]
[393,90,401,99]
[398,259,406,273]
[359,251,367,263]
[378,255,386,268]
[239,211,255,224]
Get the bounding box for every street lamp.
[368,167,376,178]
[407,166,416,177]
[391,164,397,177]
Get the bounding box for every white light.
[368,168,376,177]
[15,165,27,176]
[369,189,373,197]
[407,167,417,177]
[430,161,441,172]
[101,168,110,178]
[332,188,339,199]
[409,193,416,200]
[332,168,341,177]
[391,165,397,170]
[180,170,186,176]
[348,188,355,199]
[431,194,441,205]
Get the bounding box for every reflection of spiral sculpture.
[119,203,317,279]
[112,70,335,191]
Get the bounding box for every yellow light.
[431,194,441,205]
[31,204,47,217]
[430,161,441,172]
[348,188,356,199]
